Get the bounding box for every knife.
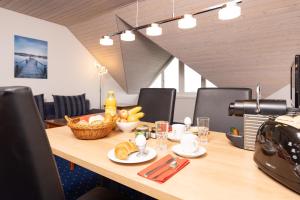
[144,157,175,178]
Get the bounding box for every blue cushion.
[53,94,87,118]
[34,94,45,120]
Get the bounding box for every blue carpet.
[54,156,155,200]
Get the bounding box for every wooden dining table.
[46,126,299,200]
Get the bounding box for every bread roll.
[114,141,138,160]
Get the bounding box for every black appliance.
[254,115,300,193]
[291,55,300,108]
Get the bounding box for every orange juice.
[105,90,117,116]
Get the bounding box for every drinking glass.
[155,121,169,153]
[197,117,209,145]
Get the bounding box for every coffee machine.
[229,85,300,193]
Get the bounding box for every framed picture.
[14,35,48,79]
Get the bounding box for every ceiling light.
[120,30,135,42]
[99,36,113,46]
[218,1,241,20]
[146,23,162,36]
[178,14,197,29]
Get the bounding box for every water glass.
[197,117,209,145]
[155,121,169,153]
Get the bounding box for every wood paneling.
[0,0,136,26]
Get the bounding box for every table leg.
[70,162,75,171]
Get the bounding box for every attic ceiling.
[0,0,136,26]
[1,0,300,96]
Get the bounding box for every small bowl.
[225,132,244,149]
[116,121,140,132]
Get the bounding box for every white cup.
[180,133,199,153]
[172,124,185,138]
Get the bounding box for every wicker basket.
[65,116,114,140]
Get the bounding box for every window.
[150,74,162,88]
[184,65,202,92]
[164,58,179,90]
[150,57,216,93]
[206,79,217,88]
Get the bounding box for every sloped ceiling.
[116,17,172,93]
[0,0,136,26]
[2,0,300,96]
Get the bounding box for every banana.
[127,115,138,122]
[128,106,142,115]
[135,112,144,119]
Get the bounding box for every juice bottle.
[105,90,117,116]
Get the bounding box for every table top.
[45,118,67,126]
[46,126,299,200]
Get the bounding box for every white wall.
[173,95,196,123]
[267,84,291,106]
[0,8,130,109]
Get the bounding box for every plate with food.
[107,141,157,164]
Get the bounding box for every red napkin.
[138,154,189,183]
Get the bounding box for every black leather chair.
[0,86,125,200]
[193,88,252,133]
[137,88,176,124]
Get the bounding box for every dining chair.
[193,88,252,133]
[0,86,124,200]
[137,88,176,124]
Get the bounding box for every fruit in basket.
[230,127,239,136]
[128,106,142,115]
[119,109,129,119]
[127,112,145,122]
[114,141,138,160]
[117,106,144,122]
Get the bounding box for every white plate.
[107,147,157,164]
[172,144,206,158]
[167,132,182,142]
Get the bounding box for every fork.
[144,157,176,178]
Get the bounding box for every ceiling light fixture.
[120,30,135,41]
[218,1,241,20]
[99,36,113,46]
[178,14,197,29]
[99,0,242,46]
[146,23,162,36]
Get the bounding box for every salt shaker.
[184,117,192,132]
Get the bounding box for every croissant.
[114,141,138,160]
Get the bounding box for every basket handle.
[64,115,71,123]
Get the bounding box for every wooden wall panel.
[0,0,136,26]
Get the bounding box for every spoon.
[152,159,178,180]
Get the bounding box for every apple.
[119,109,128,119]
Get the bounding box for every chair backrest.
[137,88,176,123]
[193,88,252,133]
[0,86,64,200]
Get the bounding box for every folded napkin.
[138,154,190,183]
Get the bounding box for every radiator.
[243,114,270,151]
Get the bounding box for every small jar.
[135,126,150,139]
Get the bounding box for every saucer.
[167,132,182,142]
[172,144,206,158]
